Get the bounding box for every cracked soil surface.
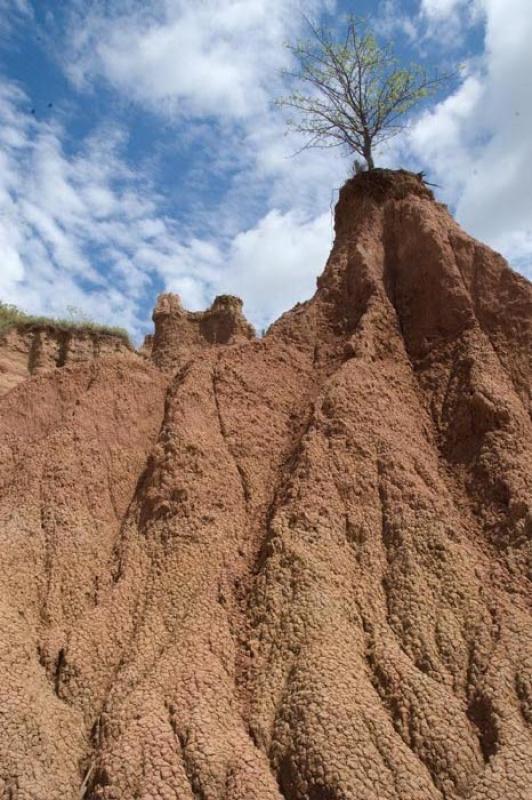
[0,171,530,799]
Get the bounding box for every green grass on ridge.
[0,301,131,346]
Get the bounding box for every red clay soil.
[0,170,530,800]
[0,326,133,396]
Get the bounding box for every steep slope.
[0,170,530,800]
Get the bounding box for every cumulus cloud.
[60,0,348,214]
[128,203,334,331]
[64,0,326,120]
[408,74,485,194]
[0,76,337,338]
[1,0,530,345]
[375,0,419,40]
[406,0,532,277]
[420,0,465,19]
[0,80,168,335]
[420,0,484,32]
[34,0,344,333]
[223,209,332,330]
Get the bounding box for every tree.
[277,16,453,170]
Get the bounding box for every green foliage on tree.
[277,16,454,170]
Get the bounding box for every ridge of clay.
[0,170,530,800]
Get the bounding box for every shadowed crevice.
[277,752,343,800]
[212,362,252,512]
[466,693,499,763]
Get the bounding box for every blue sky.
[0,0,530,341]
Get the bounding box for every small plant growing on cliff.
[277,16,453,170]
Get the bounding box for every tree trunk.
[364,143,374,171]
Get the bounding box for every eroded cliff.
[0,170,530,800]
[0,324,133,396]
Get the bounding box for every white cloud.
[376,0,418,40]
[408,74,485,194]
[416,0,484,46]
[224,209,332,330]
[405,0,532,279]
[47,0,345,334]
[420,0,485,25]
[0,80,175,336]
[420,0,464,19]
[64,0,324,120]
[135,209,333,331]
[2,0,530,347]
[60,0,347,188]
[0,75,338,339]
